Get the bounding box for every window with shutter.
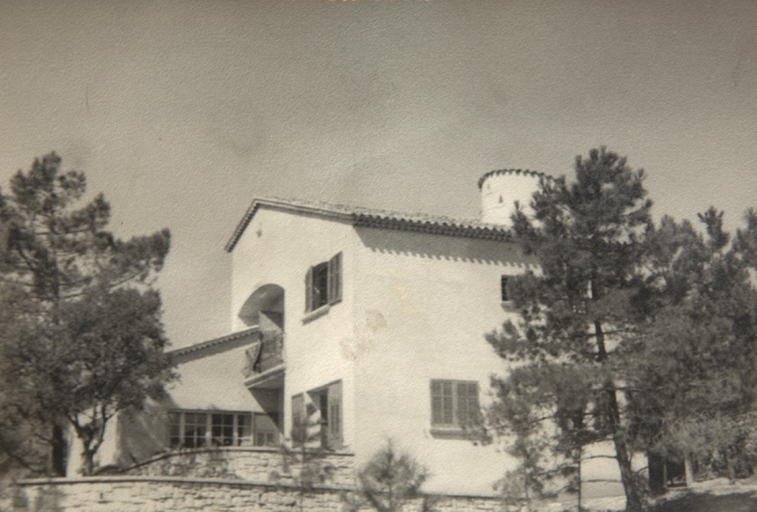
[305,268,313,312]
[456,381,480,426]
[430,379,480,433]
[327,380,343,449]
[431,380,455,426]
[328,252,342,305]
[304,252,343,315]
[291,393,306,446]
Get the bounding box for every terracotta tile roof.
[224,197,513,252]
[169,327,260,363]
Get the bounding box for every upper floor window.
[305,252,342,312]
[430,379,480,430]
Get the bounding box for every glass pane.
[184,413,207,448]
[237,414,251,444]
[212,413,234,446]
[313,263,329,309]
[169,412,181,448]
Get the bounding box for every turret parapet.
[479,168,551,227]
[477,168,551,190]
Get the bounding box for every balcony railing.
[253,332,284,374]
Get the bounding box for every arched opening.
[238,284,284,330]
[240,284,286,442]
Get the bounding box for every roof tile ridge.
[226,197,514,251]
[168,326,261,357]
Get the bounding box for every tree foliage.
[488,147,653,512]
[0,153,175,476]
[624,207,757,481]
[272,403,335,512]
[347,441,428,512]
[485,148,757,511]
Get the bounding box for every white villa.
[83,169,590,498]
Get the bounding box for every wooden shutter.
[328,252,342,305]
[456,382,479,426]
[327,380,343,449]
[291,394,305,446]
[431,381,442,425]
[305,267,313,312]
[431,380,454,426]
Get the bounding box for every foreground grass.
[645,478,757,512]
[647,491,757,512]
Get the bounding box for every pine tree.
[487,148,653,512]
[626,208,757,483]
[487,149,757,510]
[348,441,428,512]
[0,153,175,476]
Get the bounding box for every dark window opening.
[305,252,342,313]
[294,380,343,450]
[500,276,509,302]
[312,263,329,310]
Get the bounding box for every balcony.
[245,331,284,390]
[254,332,284,374]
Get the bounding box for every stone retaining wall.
[6,477,509,512]
[1,449,528,512]
[122,447,356,488]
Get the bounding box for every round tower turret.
[478,169,547,226]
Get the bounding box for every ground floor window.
[168,410,279,449]
[291,379,343,450]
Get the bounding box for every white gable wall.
[229,206,543,496]
[230,207,358,447]
[351,227,536,496]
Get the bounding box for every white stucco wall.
[168,343,262,412]
[229,207,358,448]
[480,171,543,227]
[226,207,636,498]
[350,227,538,496]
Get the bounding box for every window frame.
[291,380,343,451]
[168,410,278,449]
[305,252,342,316]
[429,379,481,437]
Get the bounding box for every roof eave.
[224,198,514,252]
[224,199,352,253]
[169,326,261,363]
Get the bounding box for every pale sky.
[2,0,756,348]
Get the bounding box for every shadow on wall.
[108,392,178,469]
[355,227,534,268]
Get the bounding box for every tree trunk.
[577,446,583,512]
[51,423,67,476]
[725,451,736,483]
[684,453,695,487]
[612,430,644,512]
[648,452,666,496]
[594,320,643,512]
[83,449,95,476]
